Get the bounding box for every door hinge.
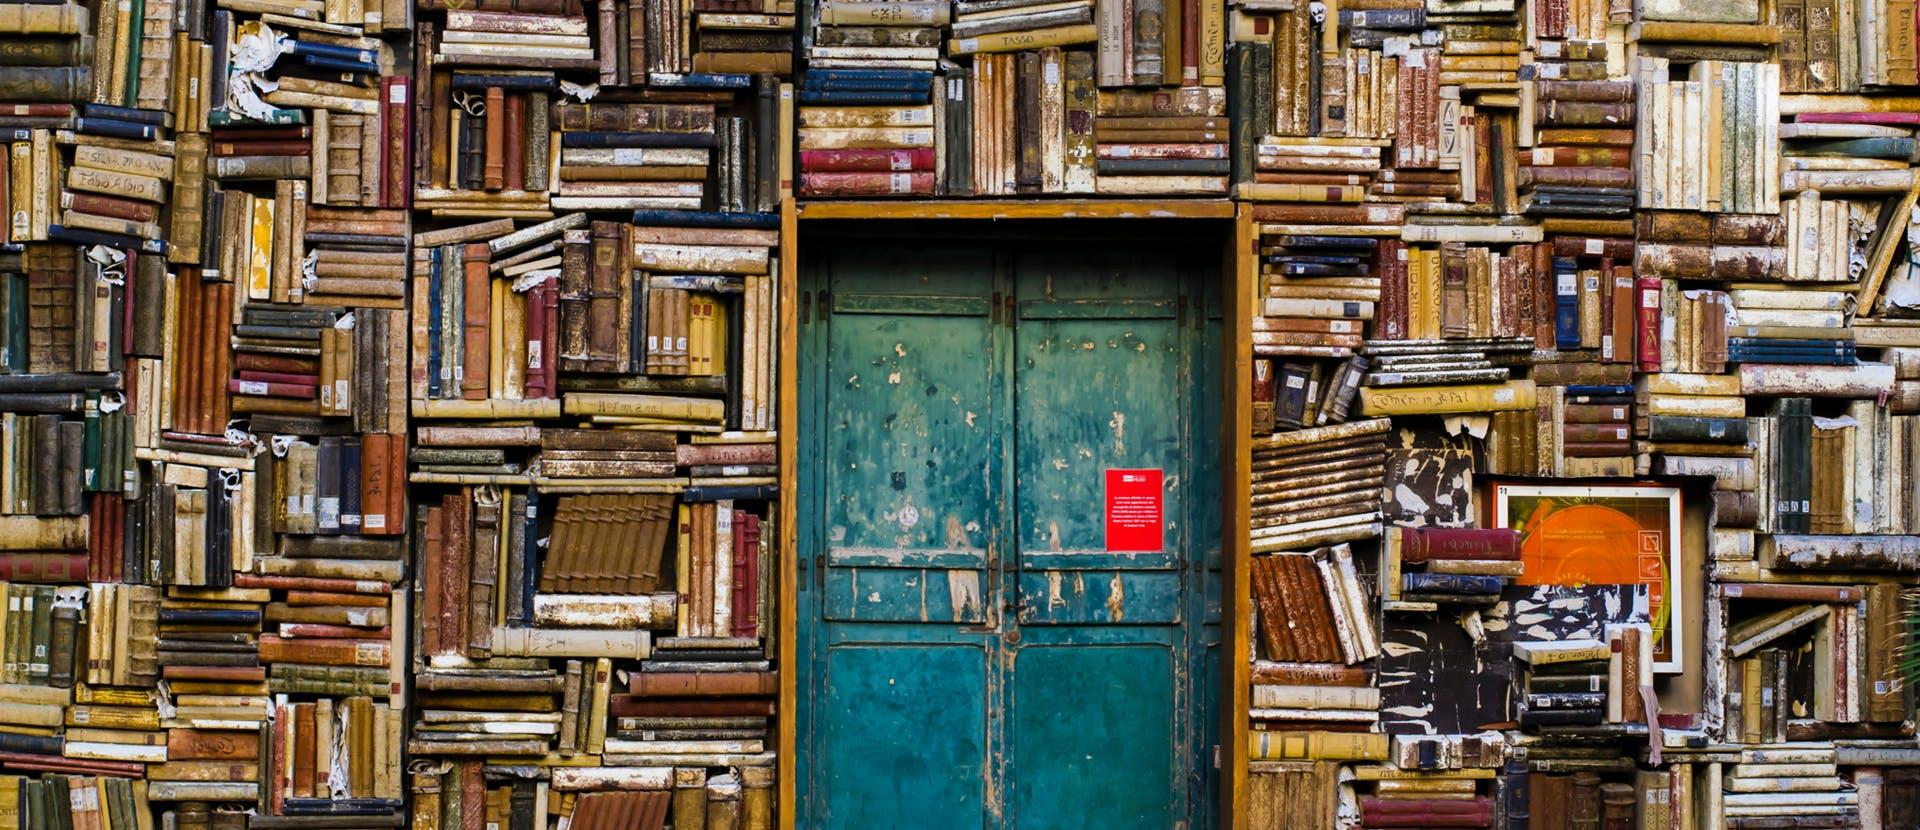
[1178,293,1189,328]
[991,291,1002,325]
[800,290,812,325]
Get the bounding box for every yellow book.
[0,701,66,727]
[585,657,611,754]
[501,283,526,401]
[248,195,275,301]
[949,23,1097,54]
[489,278,506,398]
[1356,379,1537,416]
[561,392,725,422]
[0,3,88,33]
[0,683,71,707]
[0,774,19,827]
[1248,730,1389,761]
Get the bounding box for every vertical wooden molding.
[1220,201,1255,829]
[776,195,800,830]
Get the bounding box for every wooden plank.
[795,199,1237,221]
[776,195,799,830]
[1222,201,1255,829]
[1855,180,1920,316]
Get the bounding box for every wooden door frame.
[775,199,1253,830]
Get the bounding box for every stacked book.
[1248,419,1388,552]
[1249,547,1381,731]
[550,101,713,211]
[302,207,410,309]
[1653,284,1732,373]
[797,70,935,196]
[1359,792,1494,828]
[1096,82,1229,195]
[810,0,946,71]
[1724,745,1861,827]
[1523,80,1635,219]
[690,12,796,77]
[1513,639,1612,730]
[1727,288,1857,365]
[1636,211,1785,282]
[1388,527,1520,611]
[1779,124,1920,217]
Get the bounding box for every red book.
[1795,112,1920,125]
[234,574,394,594]
[540,277,560,397]
[237,370,321,386]
[228,378,318,399]
[278,623,393,639]
[799,147,935,173]
[0,554,88,582]
[524,279,549,399]
[1399,528,1521,563]
[1635,276,1662,372]
[0,103,74,116]
[799,171,936,196]
[61,192,157,222]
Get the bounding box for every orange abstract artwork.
[1494,484,1684,672]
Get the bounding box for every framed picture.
[1492,483,1685,674]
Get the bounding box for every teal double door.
[796,230,1223,830]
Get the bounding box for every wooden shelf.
[795,198,1237,221]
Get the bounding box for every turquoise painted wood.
[798,234,1222,830]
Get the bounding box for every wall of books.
[6,0,1920,817]
[1238,0,1920,817]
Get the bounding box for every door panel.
[821,642,990,829]
[822,309,994,624]
[801,236,1218,830]
[1009,641,1177,829]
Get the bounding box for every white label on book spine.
[238,380,268,395]
[889,173,912,192]
[722,465,750,476]
[1586,238,1604,254]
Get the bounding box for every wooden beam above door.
[794,199,1237,221]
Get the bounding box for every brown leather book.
[627,672,776,696]
[291,702,317,798]
[436,496,465,656]
[608,696,777,717]
[462,242,492,400]
[503,93,526,191]
[258,635,390,667]
[483,87,506,190]
[468,495,499,655]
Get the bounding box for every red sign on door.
[1105,468,1164,552]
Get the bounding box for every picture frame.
[1492,483,1686,674]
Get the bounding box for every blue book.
[1727,351,1857,366]
[519,493,541,625]
[684,484,780,502]
[1553,258,1580,350]
[426,246,443,399]
[451,73,561,91]
[1402,572,1504,594]
[301,53,379,74]
[798,89,930,105]
[47,225,166,256]
[1270,235,1379,250]
[631,209,780,229]
[803,74,934,92]
[157,608,263,625]
[71,116,158,140]
[1565,385,1632,397]
[282,38,377,64]
[558,131,718,149]
[648,72,754,89]
[804,68,936,84]
[1728,337,1853,351]
[78,102,167,125]
[339,437,363,533]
